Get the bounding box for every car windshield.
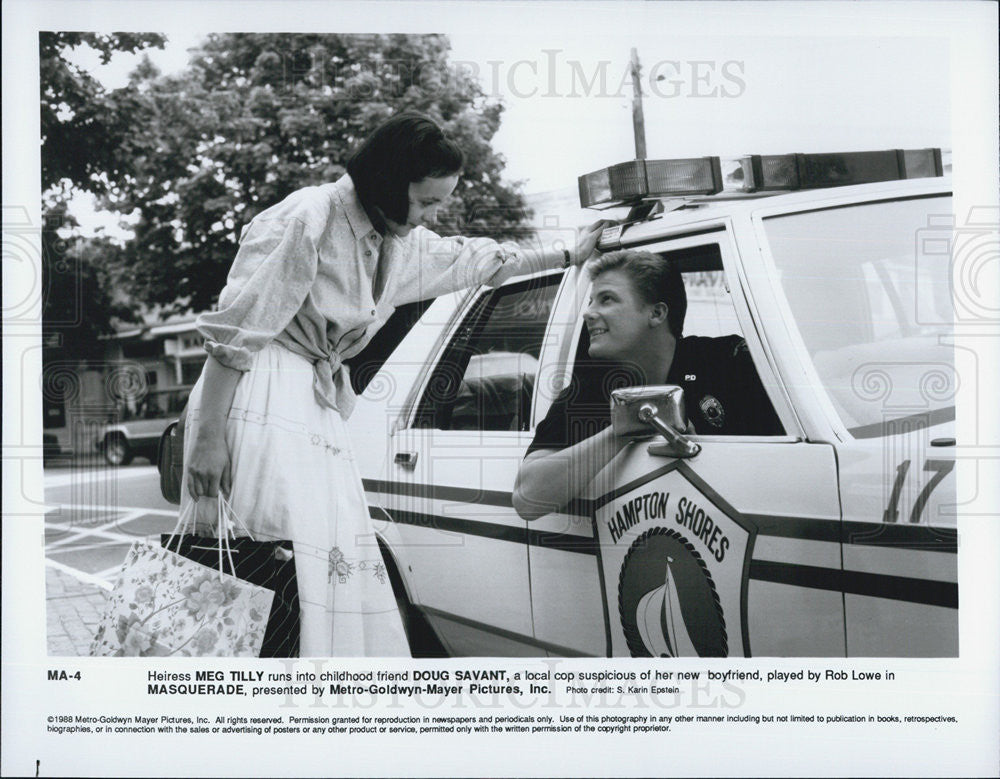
[116,389,190,421]
[763,195,954,438]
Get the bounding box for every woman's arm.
[521,220,607,269]
[400,220,611,304]
[188,211,322,501]
[185,355,242,500]
[512,426,630,521]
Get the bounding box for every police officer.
[513,249,782,520]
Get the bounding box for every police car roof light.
[578,157,723,208]
[722,148,943,192]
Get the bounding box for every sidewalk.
[46,565,110,656]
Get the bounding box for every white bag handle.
[215,498,236,581]
[164,499,197,553]
[163,496,253,579]
[218,494,255,540]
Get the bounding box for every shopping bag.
[160,493,300,657]
[90,499,274,657]
[160,532,299,656]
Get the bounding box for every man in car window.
[512,249,782,520]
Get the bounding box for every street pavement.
[46,566,111,656]
[44,463,179,655]
[42,458,445,658]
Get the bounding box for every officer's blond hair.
[586,250,687,338]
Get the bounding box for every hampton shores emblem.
[595,468,755,657]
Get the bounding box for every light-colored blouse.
[197,174,559,417]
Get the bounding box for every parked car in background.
[97,386,191,465]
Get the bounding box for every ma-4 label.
[595,468,756,657]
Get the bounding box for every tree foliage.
[41,205,136,359]
[39,33,166,356]
[40,32,167,195]
[113,33,531,312]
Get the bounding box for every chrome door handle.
[394,451,418,468]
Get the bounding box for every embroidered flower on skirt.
[328,546,354,583]
[360,560,388,584]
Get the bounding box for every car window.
[349,299,437,396]
[116,388,191,421]
[413,274,562,431]
[763,196,954,438]
[564,242,783,436]
[679,269,744,339]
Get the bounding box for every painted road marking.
[45,523,163,549]
[44,466,159,489]
[93,565,127,581]
[45,539,131,554]
[45,509,151,548]
[45,505,204,593]
[45,503,176,517]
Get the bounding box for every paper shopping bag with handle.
[159,496,300,658]
[90,499,274,658]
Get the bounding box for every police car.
[348,149,957,658]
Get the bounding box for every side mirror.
[610,385,701,459]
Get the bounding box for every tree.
[40,32,167,196]
[41,205,136,359]
[112,33,532,312]
[39,32,166,354]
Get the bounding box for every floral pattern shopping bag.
[90,501,274,657]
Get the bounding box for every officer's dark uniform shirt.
[526,335,783,455]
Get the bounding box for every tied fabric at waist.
[278,340,356,419]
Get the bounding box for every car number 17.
[882,459,955,524]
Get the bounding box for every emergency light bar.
[578,157,723,208]
[579,149,944,208]
[723,148,943,192]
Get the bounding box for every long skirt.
[180,343,410,657]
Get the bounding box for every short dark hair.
[586,250,687,338]
[346,112,464,225]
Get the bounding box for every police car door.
[757,189,958,656]
[528,230,846,657]
[384,270,564,656]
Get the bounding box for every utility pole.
[630,47,647,160]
